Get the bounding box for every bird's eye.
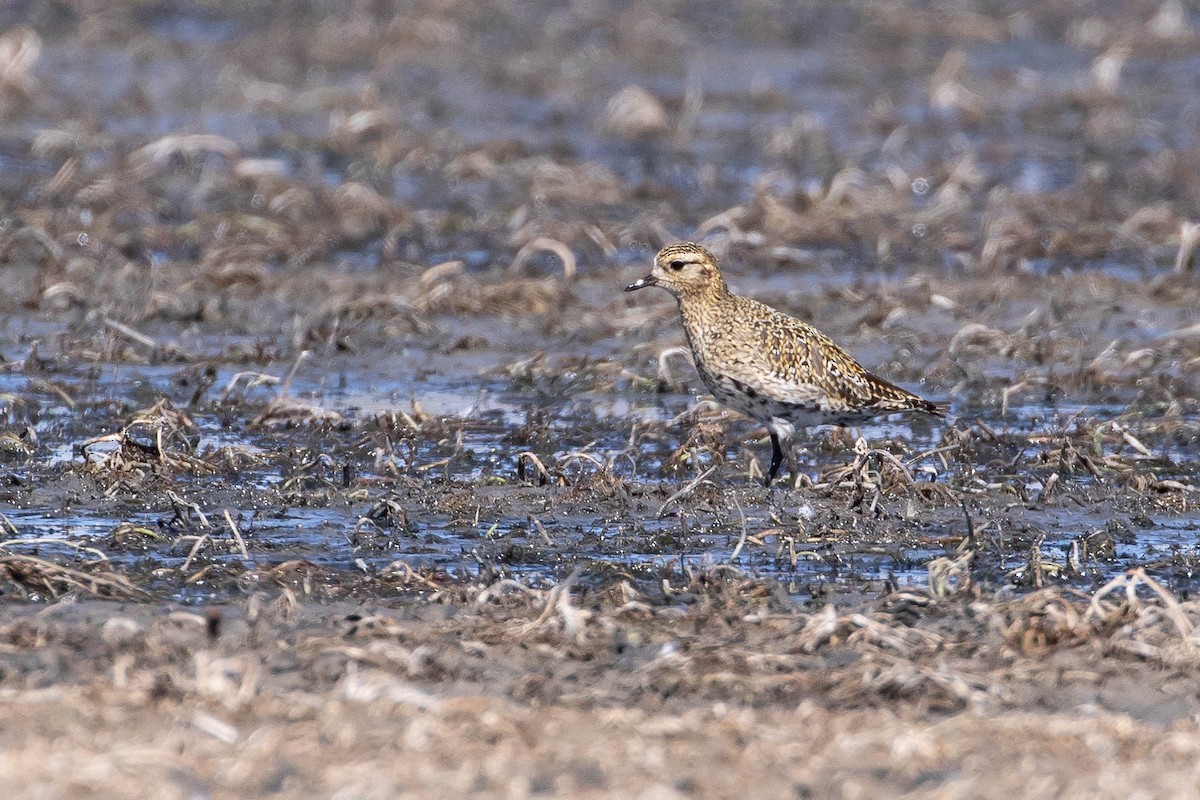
[669,260,685,271]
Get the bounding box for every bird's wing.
[698,300,856,410]
[728,299,932,413]
[761,316,877,409]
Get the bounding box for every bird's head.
[624,242,727,299]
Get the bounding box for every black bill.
[624,275,658,292]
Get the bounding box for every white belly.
[701,370,835,429]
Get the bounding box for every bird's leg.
[784,433,802,488]
[765,432,785,487]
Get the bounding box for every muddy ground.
[2,0,1200,797]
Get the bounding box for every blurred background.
[2,0,1198,293]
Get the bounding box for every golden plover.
[626,242,946,486]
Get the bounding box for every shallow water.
[4,346,1197,603]
[2,1,1200,604]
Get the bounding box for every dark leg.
[785,434,801,486]
[765,432,784,487]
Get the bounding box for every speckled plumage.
[626,242,946,486]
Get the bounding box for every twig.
[0,553,147,598]
[510,237,577,279]
[657,465,718,518]
[867,447,915,483]
[905,443,962,467]
[182,533,210,571]
[520,567,588,638]
[656,346,693,386]
[102,316,158,350]
[380,560,443,590]
[223,509,250,560]
[727,494,749,564]
[517,452,553,485]
[528,515,553,546]
[28,378,77,409]
[219,371,281,403]
[0,537,110,562]
[167,491,210,528]
[476,577,539,605]
[280,350,311,396]
[557,452,605,472]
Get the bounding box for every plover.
[626,242,945,486]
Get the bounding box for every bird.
[625,242,946,487]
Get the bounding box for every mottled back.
[629,242,944,423]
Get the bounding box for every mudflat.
[1,1,1200,797]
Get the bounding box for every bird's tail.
[915,398,949,417]
[865,373,946,417]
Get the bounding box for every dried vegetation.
[6,572,1200,797]
[2,0,1200,795]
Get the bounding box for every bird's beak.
[625,274,658,292]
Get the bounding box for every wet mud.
[2,1,1200,797]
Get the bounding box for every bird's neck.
[676,282,733,335]
[675,280,731,309]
